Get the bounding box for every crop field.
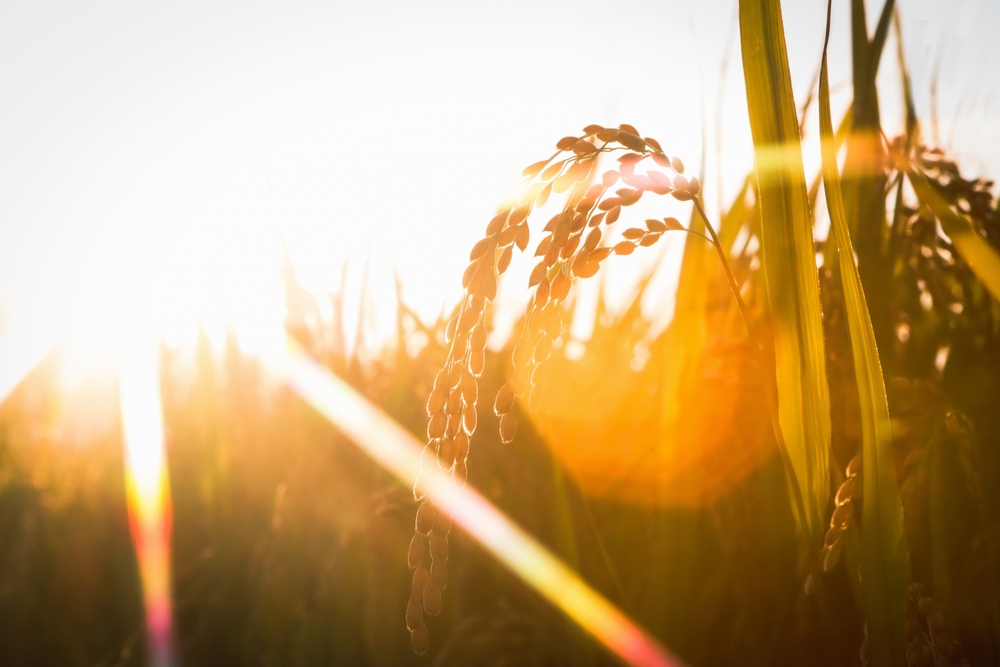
[1,1,999,666]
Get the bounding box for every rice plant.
[409,0,1000,663]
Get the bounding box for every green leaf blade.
[739,0,831,539]
[818,4,911,665]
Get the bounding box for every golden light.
[118,335,175,667]
[279,337,686,667]
[0,310,690,666]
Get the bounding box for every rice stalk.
[839,0,896,357]
[403,1,1000,656]
[818,2,911,663]
[408,121,793,653]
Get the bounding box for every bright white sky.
[0,0,996,359]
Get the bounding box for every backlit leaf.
[819,3,910,663]
[740,0,831,538]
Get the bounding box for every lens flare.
[1,314,684,667]
[281,337,685,667]
[118,340,175,667]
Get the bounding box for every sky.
[0,0,996,358]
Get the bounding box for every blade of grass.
[813,110,853,266]
[718,174,754,254]
[868,0,896,84]
[929,47,944,146]
[842,0,895,357]
[846,0,896,137]
[818,3,911,665]
[739,0,832,540]
[887,7,919,260]
[892,8,918,144]
[849,0,870,117]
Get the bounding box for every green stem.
[692,197,813,549]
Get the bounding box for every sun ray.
[118,338,176,667]
[280,337,685,667]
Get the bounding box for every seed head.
[406,597,423,631]
[415,500,435,536]
[494,384,515,416]
[433,511,452,537]
[430,558,449,589]
[412,567,430,599]
[407,533,424,570]
[455,431,470,461]
[429,532,448,563]
[462,403,477,434]
[454,458,468,487]
[410,622,429,655]
[423,583,442,616]
[831,499,853,529]
[822,539,842,572]
[427,412,446,440]
[835,477,855,506]
[551,273,571,301]
[469,348,485,376]
[846,453,862,478]
[500,410,517,444]
[413,124,710,654]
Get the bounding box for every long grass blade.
[892,8,919,143]
[868,0,896,84]
[718,174,754,254]
[819,3,910,664]
[739,0,831,539]
[843,0,895,355]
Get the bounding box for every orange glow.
[280,337,686,667]
[530,321,774,507]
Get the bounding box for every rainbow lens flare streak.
[119,341,175,667]
[0,319,682,667]
[282,339,686,667]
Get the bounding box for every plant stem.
[692,197,813,548]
